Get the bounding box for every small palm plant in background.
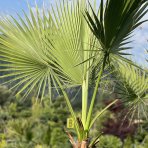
[0,0,147,147]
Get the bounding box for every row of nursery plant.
[0,87,148,148]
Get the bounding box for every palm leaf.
[85,0,148,62]
[0,1,94,98]
[113,62,148,120]
[0,0,103,139]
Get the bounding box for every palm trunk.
[72,141,88,148]
[81,141,88,148]
[67,132,89,148]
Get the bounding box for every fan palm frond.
[114,63,148,120]
[0,0,103,139]
[0,1,100,99]
[85,0,148,63]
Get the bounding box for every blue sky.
[0,0,147,67]
[0,0,46,15]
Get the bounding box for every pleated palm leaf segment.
[114,63,148,119]
[0,1,98,99]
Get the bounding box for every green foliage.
[99,135,148,148]
[0,139,7,148]
[98,135,122,148]
[7,119,34,143]
[0,85,15,106]
[0,96,71,147]
[124,136,148,148]
[50,128,69,148]
[0,134,7,148]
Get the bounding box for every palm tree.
[0,0,147,147]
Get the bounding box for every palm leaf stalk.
[0,0,147,147]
